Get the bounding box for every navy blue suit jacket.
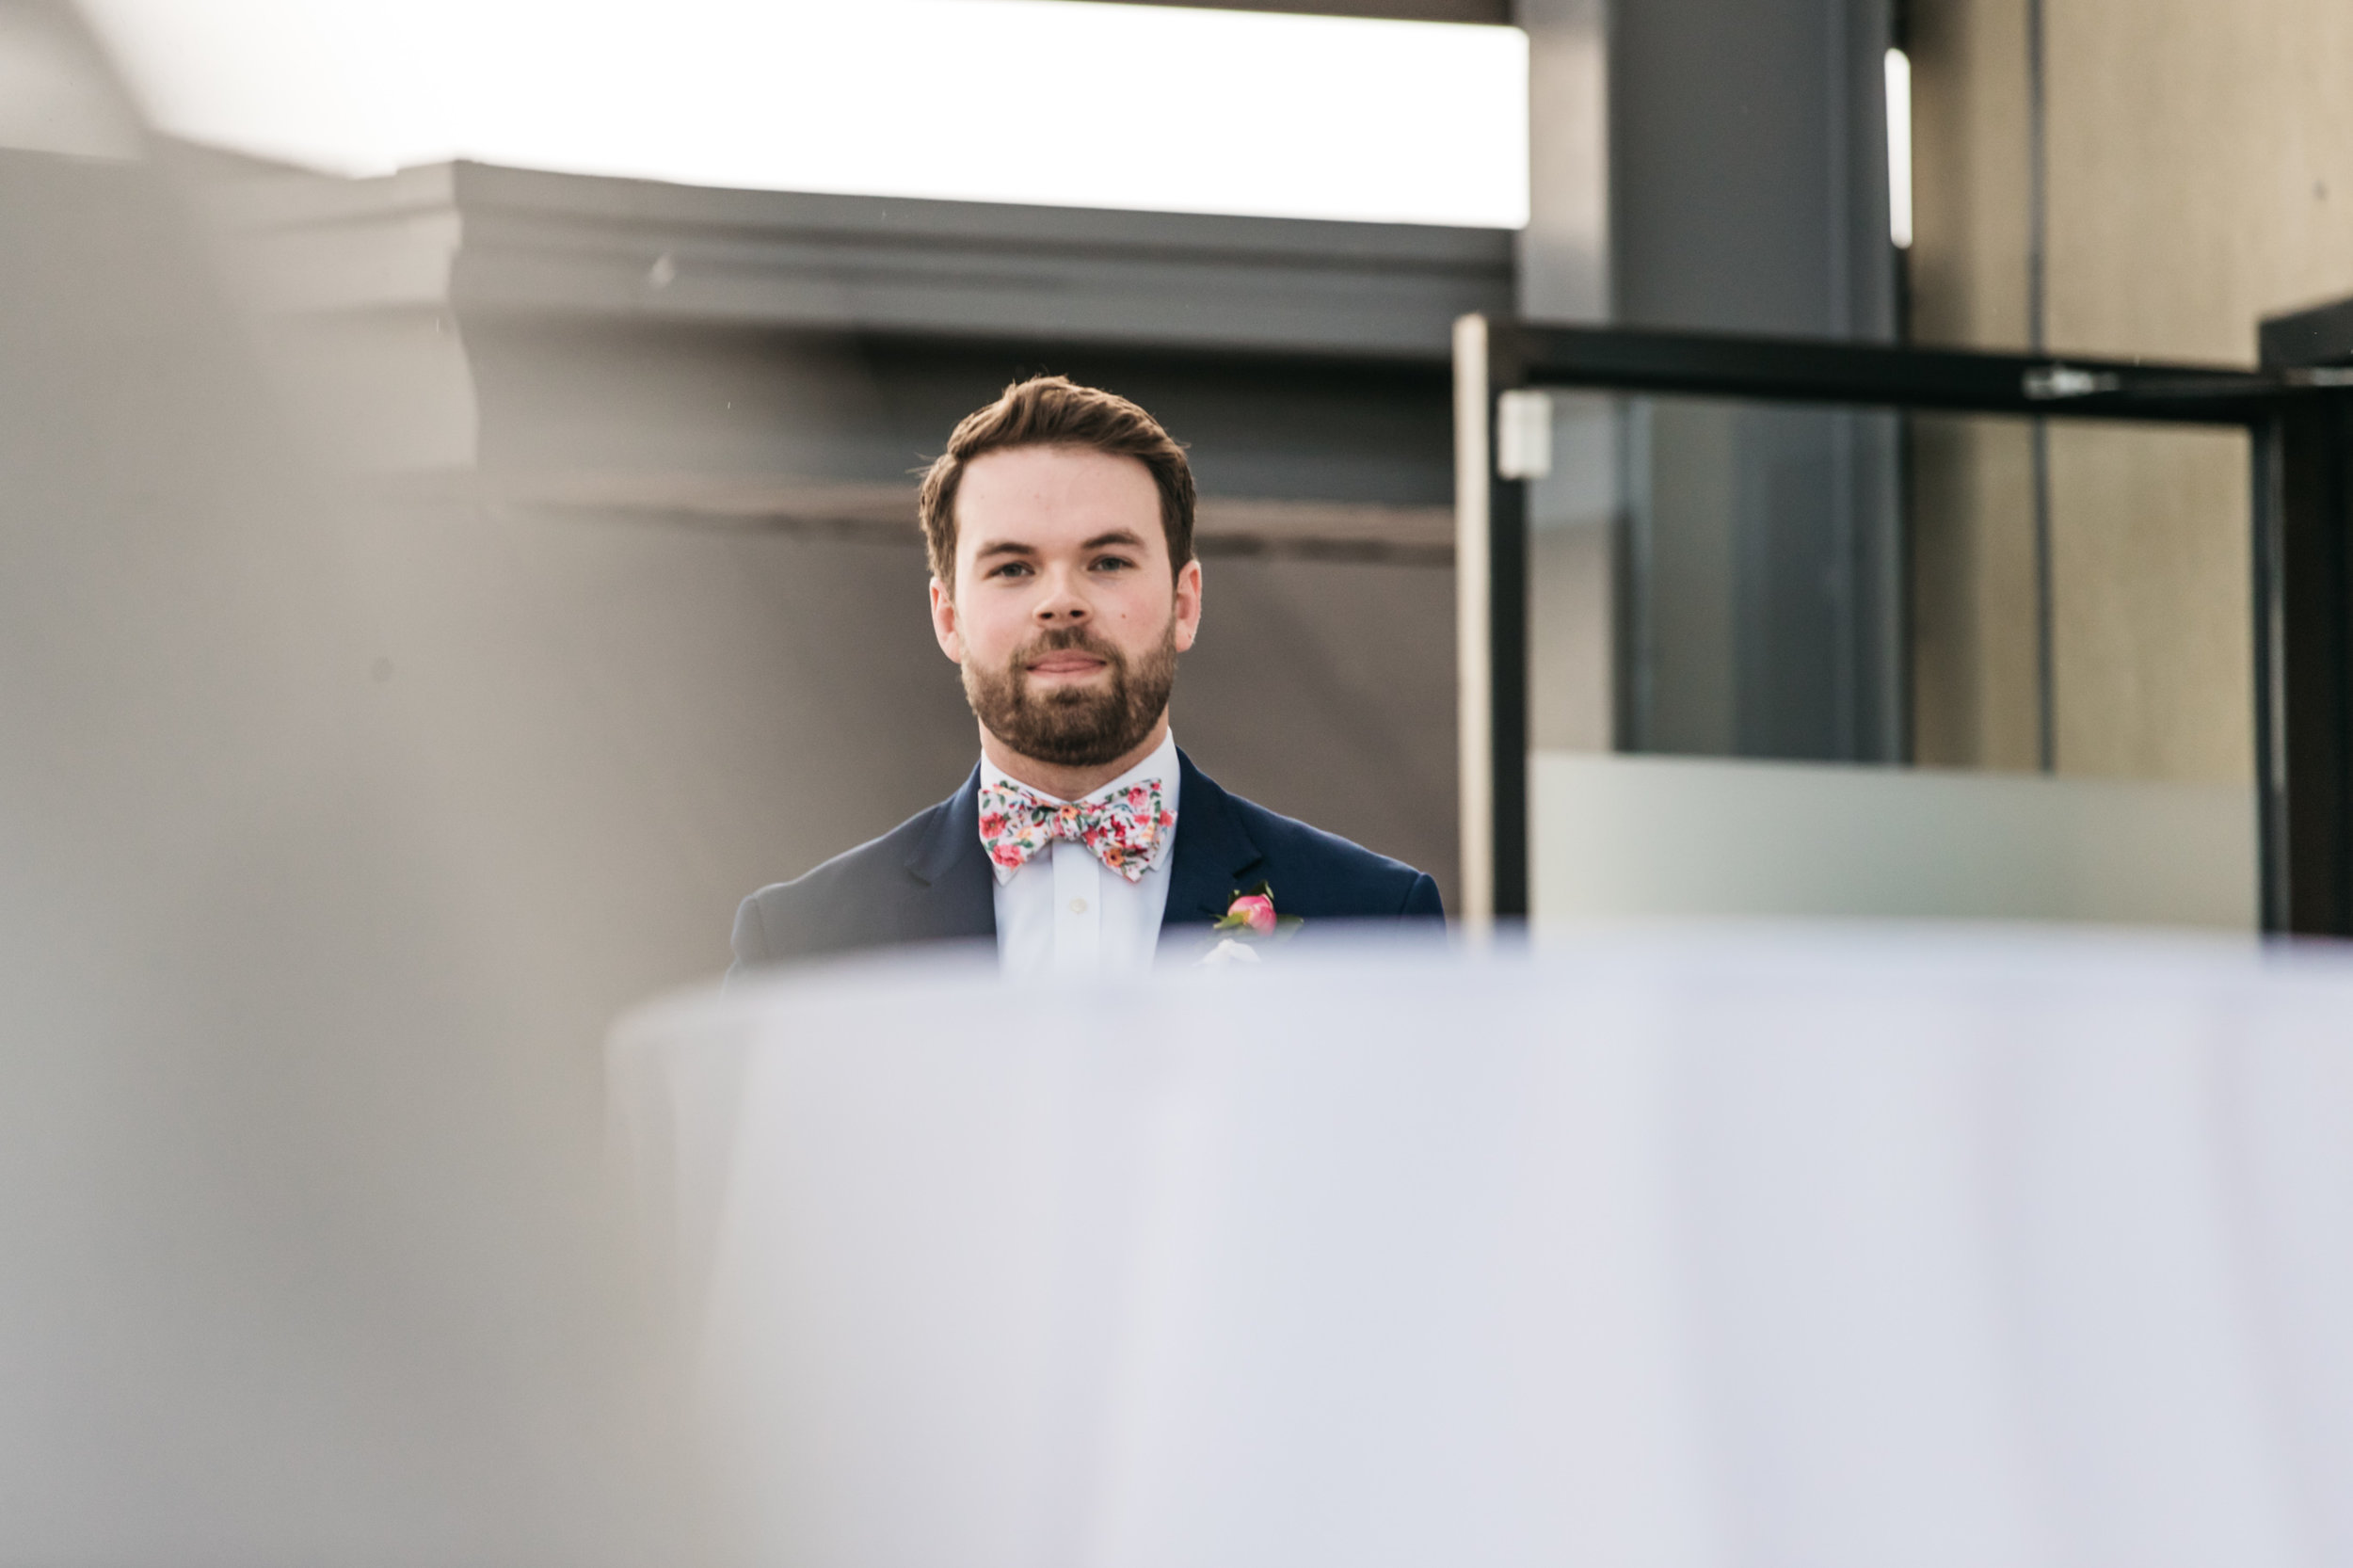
[730,749,1443,975]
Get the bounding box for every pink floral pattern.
[978,776,1174,883]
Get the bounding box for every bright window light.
[82,0,1531,229]
[1884,46,1913,249]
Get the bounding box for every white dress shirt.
[984,730,1180,978]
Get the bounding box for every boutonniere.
[1200,881,1304,966]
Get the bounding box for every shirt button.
[1069,898,1089,914]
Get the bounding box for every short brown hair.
[918,376,1195,588]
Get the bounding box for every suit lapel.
[1162,750,1266,936]
[904,763,998,942]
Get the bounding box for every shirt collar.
[979,730,1182,880]
[980,729,1177,806]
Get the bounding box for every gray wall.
[466,324,1459,507]
[353,503,1458,1006]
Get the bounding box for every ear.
[929,575,964,664]
[1171,556,1204,653]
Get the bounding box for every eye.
[985,560,1034,580]
[1090,553,1137,572]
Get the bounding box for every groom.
[729,376,1443,978]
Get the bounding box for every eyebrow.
[971,529,1149,561]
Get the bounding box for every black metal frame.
[1462,312,2353,935]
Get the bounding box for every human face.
[930,444,1203,777]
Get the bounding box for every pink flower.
[1226,893,1276,936]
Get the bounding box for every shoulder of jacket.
[773,808,938,896]
[745,797,947,911]
[1213,786,1428,890]
[732,804,942,968]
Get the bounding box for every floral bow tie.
[977,777,1175,883]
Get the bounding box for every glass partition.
[1526,394,2254,789]
[1515,392,2259,930]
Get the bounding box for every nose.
[1032,564,1091,626]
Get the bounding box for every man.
[730,376,1443,977]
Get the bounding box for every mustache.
[1013,625,1126,670]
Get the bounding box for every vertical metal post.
[2255,398,2353,935]
[1488,342,1531,920]
[2025,0,2057,773]
[2250,411,2291,932]
[2257,296,2353,935]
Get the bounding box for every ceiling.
[1076,0,1511,24]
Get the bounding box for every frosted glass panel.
[1530,751,2255,929]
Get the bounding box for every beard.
[963,622,1177,769]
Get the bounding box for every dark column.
[1606,0,1905,763]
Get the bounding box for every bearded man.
[729,376,1443,977]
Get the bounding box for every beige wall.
[1908,0,2353,784]
[2043,0,2353,363]
[1908,0,2035,771]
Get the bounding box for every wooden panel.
[2046,0,2353,364]
[1905,0,2353,785]
[2046,422,2252,783]
[1907,0,2038,772]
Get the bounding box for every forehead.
[954,444,1164,558]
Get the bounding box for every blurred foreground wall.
[0,8,702,1559]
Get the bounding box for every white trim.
[1884,48,1913,250]
[1454,312,1494,929]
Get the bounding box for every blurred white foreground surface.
[612,931,2353,1568]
